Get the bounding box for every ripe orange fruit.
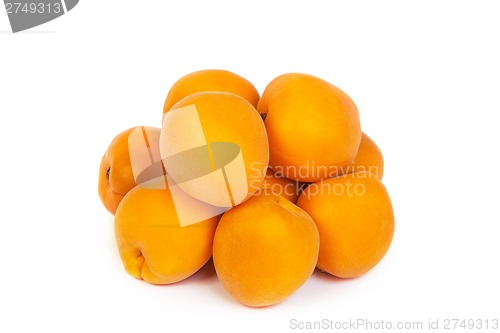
[161,92,269,207]
[163,69,260,117]
[114,177,220,284]
[261,168,302,203]
[297,172,394,278]
[349,132,384,179]
[98,126,165,215]
[258,73,361,182]
[213,191,319,307]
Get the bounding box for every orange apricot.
[114,177,220,284]
[163,69,260,117]
[261,168,302,203]
[297,172,394,278]
[213,191,319,307]
[98,126,165,215]
[349,132,384,179]
[258,73,361,182]
[160,92,269,207]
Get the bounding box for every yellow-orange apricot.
[213,191,319,307]
[163,69,260,117]
[98,126,165,215]
[261,168,302,203]
[297,172,394,278]
[114,178,220,284]
[349,132,384,179]
[258,73,361,182]
[160,92,269,207]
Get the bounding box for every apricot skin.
[350,132,384,179]
[98,126,163,215]
[163,69,260,116]
[161,92,269,207]
[114,180,220,284]
[297,172,394,278]
[258,73,361,182]
[213,191,319,307]
[261,168,302,203]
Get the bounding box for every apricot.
[257,73,361,182]
[213,191,319,307]
[297,172,394,278]
[261,168,302,203]
[349,132,384,179]
[98,126,165,215]
[114,177,220,284]
[160,92,269,207]
[163,69,260,117]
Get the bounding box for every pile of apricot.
[98,70,394,307]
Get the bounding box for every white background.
[1,1,499,332]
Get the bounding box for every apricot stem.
[106,167,110,181]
